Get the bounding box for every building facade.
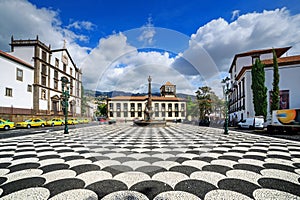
[228,46,300,122]
[107,82,186,121]
[0,36,82,120]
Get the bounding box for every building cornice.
[235,55,300,81]
[229,46,291,73]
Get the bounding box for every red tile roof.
[164,81,174,86]
[235,55,300,81]
[0,50,33,69]
[262,55,300,66]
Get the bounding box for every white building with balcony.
[107,82,186,121]
[228,46,300,122]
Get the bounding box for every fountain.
[134,76,167,127]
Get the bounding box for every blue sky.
[1,0,300,96]
[28,0,300,48]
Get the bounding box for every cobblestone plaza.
[0,124,300,199]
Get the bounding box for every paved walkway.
[0,124,300,199]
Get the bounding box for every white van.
[237,117,264,129]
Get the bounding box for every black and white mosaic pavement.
[0,124,300,199]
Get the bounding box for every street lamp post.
[61,76,70,134]
[221,77,232,135]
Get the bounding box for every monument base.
[134,120,166,127]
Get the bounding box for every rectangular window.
[70,68,73,76]
[130,103,135,111]
[27,85,32,92]
[123,103,128,111]
[54,80,58,89]
[155,103,159,111]
[63,64,67,72]
[124,112,128,118]
[117,103,121,111]
[41,89,46,100]
[54,70,58,79]
[175,112,179,117]
[131,112,135,117]
[55,58,59,67]
[181,103,185,111]
[117,112,121,117]
[41,75,46,86]
[16,68,23,81]
[41,64,47,75]
[162,112,165,117]
[168,103,172,111]
[138,103,142,111]
[181,111,185,117]
[109,103,113,111]
[110,112,113,117]
[175,103,179,111]
[168,112,172,117]
[161,103,165,111]
[138,112,142,117]
[42,51,47,61]
[5,88,12,97]
[155,111,159,117]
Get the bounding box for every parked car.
[77,118,84,124]
[16,118,46,129]
[0,119,15,130]
[237,117,264,129]
[46,118,65,126]
[108,118,116,124]
[99,118,108,125]
[83,118,90,123]
[67,118,79,125]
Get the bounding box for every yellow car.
[77,119,84,124]
[16,118,46,129]
[46,118,65,126]
[67,118,79,125]
[0,119,15,130]
[83,118,90,123]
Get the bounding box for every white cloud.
[138,16,156,46]
[66,21,96,31]
[191,8,300,73]
[81,33,137,90]
[0,0,90,65]
[231,10,240,20]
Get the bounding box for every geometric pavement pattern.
[0,124,300,200]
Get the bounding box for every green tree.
[96,104,107,117]
[195,86,212,120]
[251,58,268,119]
[270,49,280,112]
[186,96,198,118]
